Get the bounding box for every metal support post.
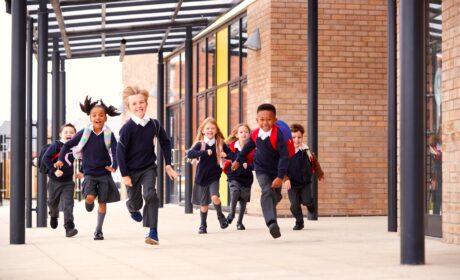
[184,26,193,213]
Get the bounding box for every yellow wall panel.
[216,27,229,205]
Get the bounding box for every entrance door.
[166,103,186,204]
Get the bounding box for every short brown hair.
[59,123,76,134]
[290,123,305,135]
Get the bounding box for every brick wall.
[247,0,388,217]
[442,0,460,244]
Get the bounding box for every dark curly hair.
[80,96,121,117]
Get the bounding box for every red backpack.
[250,120,295,158]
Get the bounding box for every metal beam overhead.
[50,0,72,58]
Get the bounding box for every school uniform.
[237,128,289,227]
[116,116,172,229]
[59,126,120,203]
[226,141,254,203]
[287,145,314,225]
[187,138,230,206]
[43,140,76,230]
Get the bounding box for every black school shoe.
[198,225,207,234]
[268,223,281,239]
[50,217,58,229]
[65,228,78,237]
[218,215,229,229]
[293,223,304,231]
[94,230,104,240]
[85,202,94,212]
[236,223,245,230]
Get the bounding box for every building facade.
[122,0,460,245]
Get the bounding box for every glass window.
[241,81,248,123]
[207,92,215,118]
[241,16,248,76]
[180,52,185,99]
[193,43,197,93]
[198,41,207,93]
[197,94,206,126]
[229,20,240,81]
[426,0,442,217]
[167,55,181,104]
[207,34,216,88]
[229,84,240,130]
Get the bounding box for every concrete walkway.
[1,201,459,280]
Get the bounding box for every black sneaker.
[218,215,229,229]
[269,223,281,239]
[94,230,104,240]
[226,213,235,224]
[85,202,94,212]
[236,223,246,230]
[65,228,78,237]
[293,223,304,231]
[198,225,207,234]
[130,211,143,222]
[50,217,58,229]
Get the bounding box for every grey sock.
[213,203,223,217]
[200,211,208,226]
[96,211,106,232]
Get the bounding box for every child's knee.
[211,195,220,204]
[86,195,95,204]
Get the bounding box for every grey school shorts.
[192,180,220,206]
[82,174,121,203]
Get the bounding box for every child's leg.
[95,202,106,232]
[199,205,208,232]
[140,169,159,229]
[256,174,278,226]
[288,188,304,226]
[47,180,60,219]
[126,172,144,216]
[61,182,76,230]
[237,200,247,224]
[228,182,240,222]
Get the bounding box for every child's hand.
[272,177,283,188]
[105,166,116,173]
[243,162,248,169]
[220,151,227,158]
[165,165,179,181]
[55,160,64,169]
[75,172,84,180]
[54,170,64,177]
[207,149,213,156]
[122,176,133,187]
[231,161,240,171]
[284,179,291,190]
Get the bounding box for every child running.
[225,124,254,230]
[116,86,178,245]
[42,123,79,237]
[187,117,231,234]
[232,103,289,239]
[56,96,121,241]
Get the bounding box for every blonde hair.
[122,86,149,108]
[192,117,226,165]
[227,123,251,144]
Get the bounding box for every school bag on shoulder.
[37,143,60,174]
[303,146,324,181]
[222,140,255,174]
[250,120,295,158]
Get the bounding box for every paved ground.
[0,200,459,280]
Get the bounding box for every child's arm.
[232,139,255,171]
[42,142,59,174]
[116,126,130,177]
[187,142,207,159]
[109,133,118,171]
[275,129,289,180]
[56,131,83,168]
[156,121,173,166]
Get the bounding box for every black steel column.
[387,0,397,232]
[400,0,425,265]
[307,0,318,220]
[10,0,27,244]
[37,0,48,227]
[184,26,193,213]
[157,52,165,208]
[59,59,66,124]
[52,37,60,141]
[26,16,34,228]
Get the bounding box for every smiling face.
[202,122,217,139]
[127,94,148,119]
[89,106,107,132]
[237,125,250,143]
[292,131,303,149]
[256,110,276,132]
[60,126,76,142]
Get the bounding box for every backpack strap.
[269,125,279,151]
[229,141,236,153]
[250,128,259,144]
